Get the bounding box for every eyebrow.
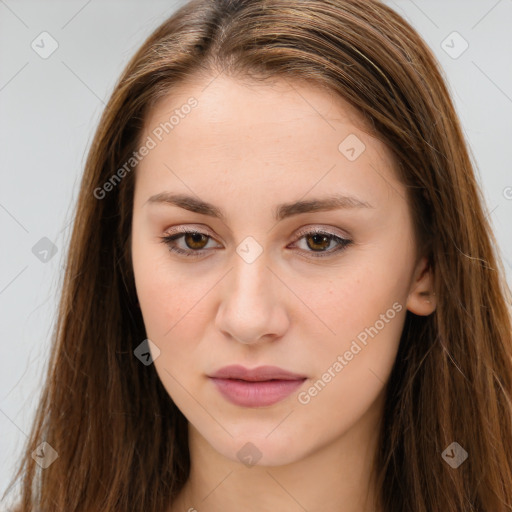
[144,192,374,222]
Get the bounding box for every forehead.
[142,73,373,147]
[135,74,402,214]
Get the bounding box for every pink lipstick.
[208,365,307,407]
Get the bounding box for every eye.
[159,226,352,259]
[288,227,352,258]
[160,228,221,258]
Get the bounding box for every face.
[130,74,434,467]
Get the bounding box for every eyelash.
[159,227,352,259]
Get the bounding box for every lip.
[208,365,307,407]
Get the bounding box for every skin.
[130,73,436,512]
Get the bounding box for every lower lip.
[209,377,306,407]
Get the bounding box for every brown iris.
[305,233,331,252]
[184,232,209,250]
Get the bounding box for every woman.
[4,0,512,510]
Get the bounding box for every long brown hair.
[4,0,512,510]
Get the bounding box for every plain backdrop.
[1,0,511,504]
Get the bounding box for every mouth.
[208,365,307,407]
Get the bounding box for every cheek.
[290,248,409,396]
[295,258,408,343]
[134,264,207,342]
[133,258,211,406]
[131,239,221,377]
[294,271,405,435]
[132,230,191,341]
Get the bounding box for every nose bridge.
[229,241,275,310]
[214,238,288,343]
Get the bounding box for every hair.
[3,0,512,510]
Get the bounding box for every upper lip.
[208,365,306,382]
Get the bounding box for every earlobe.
[406,256,437,316]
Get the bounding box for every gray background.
[1,0,511,504]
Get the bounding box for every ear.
[406,255,436,316]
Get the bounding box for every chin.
[209,430,311,468]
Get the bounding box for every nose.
[214,253,290,345]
